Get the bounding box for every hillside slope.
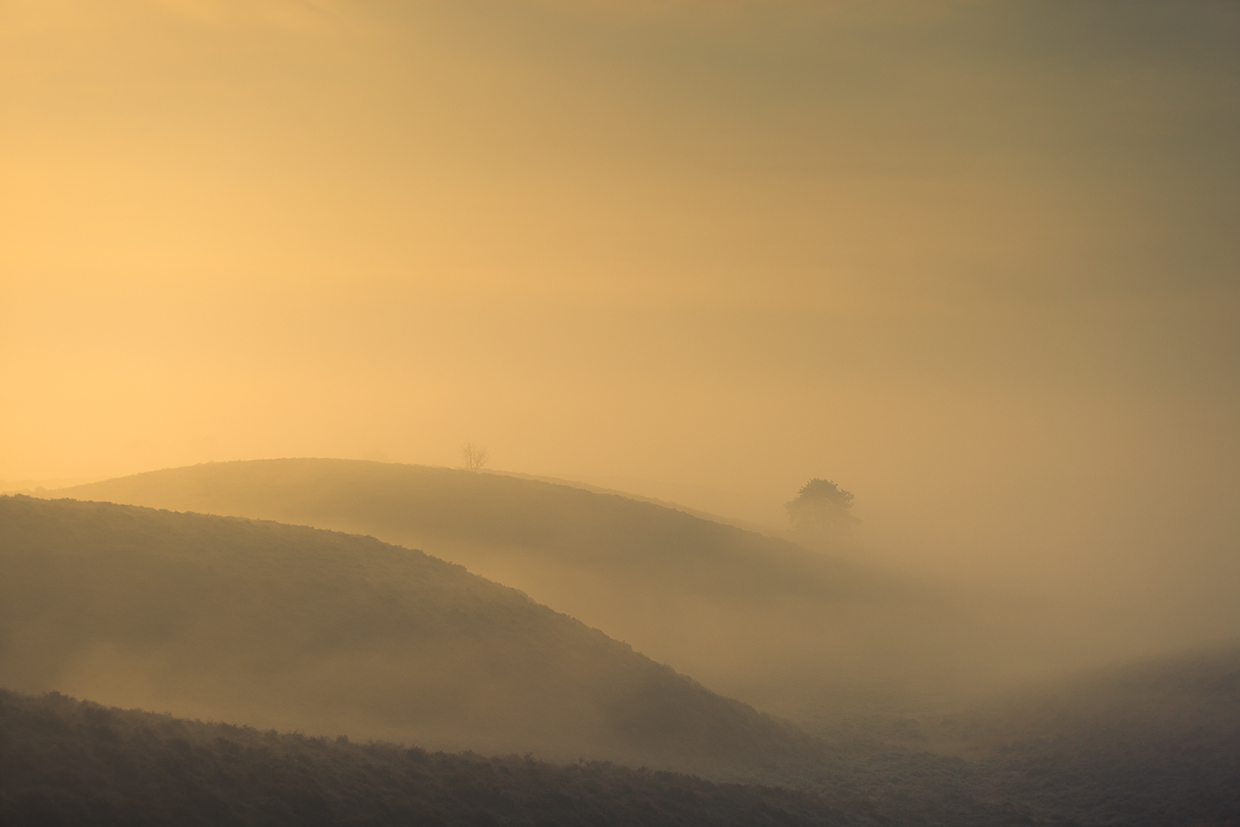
[54,459,1088,720]
[882,645,1240,825]
[976,647,1240,825]
[0,688,1075,827]
[0,495,819,779]
[16,671,1232,827]
[6,494,1232,824]
[0,689,862,827]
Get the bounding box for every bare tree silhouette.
[460,443,489,472]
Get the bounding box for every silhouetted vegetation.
[460,444,489,472]
[786,479,858,543]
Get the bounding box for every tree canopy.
[785,479,857,541]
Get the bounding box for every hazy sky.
[2,0,1238,628]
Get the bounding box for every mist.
[3,0,1239,680]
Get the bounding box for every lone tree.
[786,478,857,542]
[460,443,489,472]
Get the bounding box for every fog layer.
[55,459,1213,728]
[2,0,1238,640]
[2,494,831,776]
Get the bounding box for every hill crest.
[0,493,821,778]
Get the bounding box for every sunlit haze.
[3,0,1238,649]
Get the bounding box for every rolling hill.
[6,492,1235,824]
[9,650,1236,826]
[918,645,1240,825]
[52,459,1096,722]
[0,494,822,779]
[0,689,859,827]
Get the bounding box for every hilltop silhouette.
[0,495,819,778]
[53,459,1087,721]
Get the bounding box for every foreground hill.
[0,495,821,779]
[53,459,1078,721]
[11,665,1235,827]
[6,496,1233,824]
[885,644,1240,826]
[975,646,1240,825]
[0,689,859,827]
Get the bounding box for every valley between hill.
[53,459,1092,723]
[3,491,1238,824]
[0,495,817,778]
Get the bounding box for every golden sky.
[2,0,1238,630]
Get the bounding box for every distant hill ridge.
[488,469,780,536]
[52,458,1079,722]
[51,458,894,600]
[0,494,821,779]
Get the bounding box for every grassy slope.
[0,689,863,827]
[892,645,1240,825]
[6,688,1099,827]
[6,490,1234,824]
[993,646,1240,825]
[0,495,824,780]
[53,459,1068,721]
